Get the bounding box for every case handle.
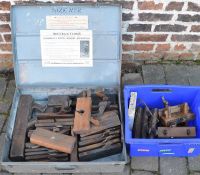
[55,165,77,170]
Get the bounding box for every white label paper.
[46,16,88,29]
[128,92,137,129]
[40,30,93,67]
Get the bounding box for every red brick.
[0,44,12,52]
[188,2,200,12]
[178,53,194,60]
[191,25,200,32]
[122,54,133,60]
[174,44,186,51]
[145,60,161,64]
[0,13,10,22]
[134,52,164,60]
[191,44,200,52]
[122,2,134,10]
[134,44,154,51]
[128,24,151,32]
[164,53,179,60]
[0,24,10,32]
[3,34,11,42]
[171,35,200,42]
[0,59,13,71]
[139,13,172,21]
[138,1,163,10]
[156,44,170,51]
[0,54,12,59]
[0,2,10,11]
[122,34,133,41]
[178,14,200,22]
[165,2,184,11]
[154,24,186,32]
[164,52,194,60]
[123,44,154,51]
[122,13,133,21]
[135,34,168,42]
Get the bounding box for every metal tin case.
[0,3,129,173]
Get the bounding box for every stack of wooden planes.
[9,90,122,162]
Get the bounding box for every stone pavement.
[1,64,200,174]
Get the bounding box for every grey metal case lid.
[11,4,121,88]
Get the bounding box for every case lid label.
[40,30,93,67]
[46,16,88,29]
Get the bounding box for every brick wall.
[0,1,12,71]
[1,0,200,71]
[122,0,200,65]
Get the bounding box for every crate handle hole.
[152,89,172,92]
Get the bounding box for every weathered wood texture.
[30,128,76,154]
[73,97,92,134]
[10,95,33,161]
[79,143,122,161]
[70,134,78,162]
[80,110,120,138]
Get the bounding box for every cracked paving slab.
[122,73,143,86]
[142,65,166,84]
[131,157,158,172]
[164,65,189,85]
[160,157,187,175]
[188,156,200,172]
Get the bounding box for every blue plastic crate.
[124,85,200,157]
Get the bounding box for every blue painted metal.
[11,4,121,88]
[0,4,129,173]
[124,85,200,157]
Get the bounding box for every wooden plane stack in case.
[9,90,122,162]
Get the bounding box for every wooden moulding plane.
[10,95,33,161]
[30,128,76,154]
[73,96,92,134]
[10,90,122,162]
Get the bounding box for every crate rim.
[124,84,200,145]
[124,84,200,91]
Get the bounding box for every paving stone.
[72,174,100,175]
[42,173,70,175]
[187,65,200,85]
[4,80,15,103]
[131,171,155,175]
[131,157,158,172]
[102,165,130,175]
[0,77,7,99]
[0,115,6,132]
[160,157,187,175]
[0,133,6,172]
[103,172,130,175]
[188,156,200,171]
[2,118,8,133]
[15,173,41,175]
[3,80,15,113]
[142,65,166,84]
[122,73,143,86]
[164,65,189,85]
[0,100,10,114]
[190,173,200,175]
[0,172,12,175]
